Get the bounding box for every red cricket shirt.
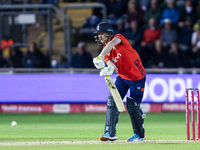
[104,34,146,81]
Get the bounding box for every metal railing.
[0,3,107,62]
[0,4,70,60]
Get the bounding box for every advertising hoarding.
[0,74,199,103]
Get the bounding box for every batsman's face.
[98,32,108,44]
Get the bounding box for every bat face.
[104,76,125,112]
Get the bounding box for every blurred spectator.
[0,51,8,68]
[151,39,167,68]
[175,0,186,9]
[8,47,23,68]
[161,18,178,48]
[140,18,161,67]
[113,18,129,38]
[178,0,197,28]
[178,17,193,48]
[126,0,144,25]
[127,19,143,51]
[191,22,200,67]
[178,17,193,67]
[107,0,127,18]
[165,41,181,68]
[81,15,101,37]
[70,42,94,68]
[139,0,151,12]
[22,42,44,68]
[107,14,118,29]
[191,22,200,47]
[83,15,101,28]
[160,0,179,25]
[143,0,162,25]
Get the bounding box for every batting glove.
[100,66,115,76]
[93,54,105,69]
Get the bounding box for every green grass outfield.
[0,112,200,150]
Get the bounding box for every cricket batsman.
[93,22,146,142]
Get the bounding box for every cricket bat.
[104,75,125,112]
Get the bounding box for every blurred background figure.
[126,0,144,26]
[113,17,129,38]
[81,14,101,37]
[139,18,161,67]
[8,47,23,68]
[175,0,186,9]
[22,42,44,68]
[191,22,200,67]
[178,17,193,67]
[178,0,196,28]
[165,41,181,68]
[143,0,162,26]
[139,0,151,12]
[150,39,167,68]
[178,17,193,50]
[127,19,143,52]
[160,0,179,25]
[161,18,177,49]
[70,42,94,68]
[107,14,118,29]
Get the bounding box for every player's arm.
[100,37,121,57]
[93,37,121,69]
[98,38,119,76]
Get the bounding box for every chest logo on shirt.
[113,46,116,50]
[112,53,122,63]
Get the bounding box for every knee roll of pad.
[126,97,140,114]
[107,93,116,108]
